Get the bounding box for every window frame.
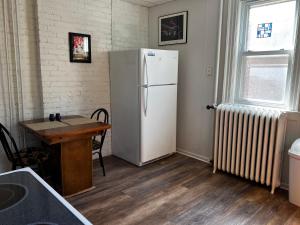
[234,0,297,109]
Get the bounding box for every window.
[235,0,297,108]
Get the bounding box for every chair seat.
[14,147,49,167]
[92,140,102,151]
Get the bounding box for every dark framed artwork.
[69,32,91,63]
[158,11,188,46]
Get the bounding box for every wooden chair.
[91,108,109,176]
[0,123,49,177]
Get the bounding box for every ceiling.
[121,0,175,7]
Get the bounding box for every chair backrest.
[91,108,109,123]
[0,123,24,167]
[91,108,109,137]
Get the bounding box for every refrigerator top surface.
[140,48,178,53]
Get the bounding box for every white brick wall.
[37,0,113,155]
[0,0,149,169]
[36,0,149,156]
[17,0,43,120]
[37,0,112,115]
[112,0,148,50]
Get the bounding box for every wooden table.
[20,115,111,196]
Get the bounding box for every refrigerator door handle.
[148,83,177,87]
[143,54,149,116]
[143,85,149,116]
[144,54,149,86]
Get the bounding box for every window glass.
[247,1,296,51]
[240,55,289,102]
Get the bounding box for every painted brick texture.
[0,0,149,167]
[36,0,149,156]
[112,0,148,50]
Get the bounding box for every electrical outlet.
[207,65,213,76]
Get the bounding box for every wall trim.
[177,148,211,164]
[177,150,290,192]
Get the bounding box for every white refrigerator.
[110,48,178,166]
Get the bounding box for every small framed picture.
[159,11,188,46]
[69,32,91,63]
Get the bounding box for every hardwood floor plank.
[68,154,299,225]
[285,209,300,225]
[172,179,251,225]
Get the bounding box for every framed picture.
[159,11,188,46]
[69,32,91,63]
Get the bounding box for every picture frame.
[158,11,188,46]
[69,32,91,63]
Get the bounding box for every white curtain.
[214,0,241,105]
[291,0,300,111]
[220,0,242,104]
[0,0,24,171]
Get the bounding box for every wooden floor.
[69,154,300,225]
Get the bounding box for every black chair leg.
[98,151,105,176]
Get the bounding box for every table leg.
[60,138,93,196]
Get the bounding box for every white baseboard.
[177,148,211,164]
[176,149,290,191]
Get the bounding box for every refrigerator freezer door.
[140,85,177,163]
[142,49,178,86]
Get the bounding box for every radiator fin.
[213,104,287,194]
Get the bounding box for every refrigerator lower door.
[140,84,177,163]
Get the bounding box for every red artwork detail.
[73,36,84,49]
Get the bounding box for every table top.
[20,115,111,145]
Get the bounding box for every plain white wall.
[149,0,220,162]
